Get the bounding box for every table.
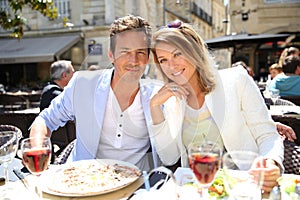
[1,165,272,200]
[6,161,298,200]
[5,91,41,109]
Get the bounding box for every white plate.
[41,159,141,197]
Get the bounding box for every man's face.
[109,31,149,82]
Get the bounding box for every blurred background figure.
[0,84,5,94]
[232,61,255,78]
[279,46,300,67]
[269,63,283,79]
[87,65,101,71]
[40,60,74,111]
[269,55,300,96]
[255,67,269,82]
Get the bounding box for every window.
[264,0,300,3]
[0,0,9,11]
[55,0,70,19]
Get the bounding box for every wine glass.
[270,89,280,105]
[222,151,264,200]
[21,137,52,199]
[188,141,221,199]
[0,128,21,198]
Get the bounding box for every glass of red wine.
[188,141,221,199]
[21,137,51,199]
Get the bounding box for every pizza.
[46,159,141,196]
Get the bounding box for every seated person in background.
[269,55,300,96]
[269,63,283,79]
[29,15,161,172]
[87,65,101,71]
[232,61,255,78]
[255,67,269,82]
[40,60,74,111]
[150,20,283,192]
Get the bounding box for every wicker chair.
[283,140,300,175]
[281,96,300,106]
[53,139,76,165]
[274,98,296,106]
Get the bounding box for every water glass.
[222,151,264,200]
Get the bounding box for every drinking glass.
[270,89,280,105]
[0,129,21,198]
[188,141,221,199]
[222,151,264,200]
[21,137,52,199]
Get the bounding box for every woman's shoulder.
[218,66,249,82]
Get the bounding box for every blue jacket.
[269,73,300,96]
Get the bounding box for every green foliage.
[0,0,58,39]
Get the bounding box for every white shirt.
[96,88,151,171]
[182,102,223,151]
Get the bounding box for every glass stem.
[3,162,9,185]
[201,187,210,199]
[35,175,42,199]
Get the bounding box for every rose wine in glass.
[21,137,51,199]
[188,141,221,199]
[22,148,51,175]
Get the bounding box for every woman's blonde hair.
[269,63,283,73]
[151,22,216,95]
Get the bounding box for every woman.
[150,20,283,192]
[269,63,283,79]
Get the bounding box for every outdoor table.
[1,159,279,200]
[5,91,41,109]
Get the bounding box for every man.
[39,60,74,111]
[30,15,160,171]
[269,55,300,96]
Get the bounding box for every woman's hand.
[150,83,189,108]
[252,158,281,193]
[150,83,189,125]
[275,122,297,142]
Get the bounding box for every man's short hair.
[51,60,72,81]
[109,15,152,55]
[282,55,300,74]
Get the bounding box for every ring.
[171,86,178,92]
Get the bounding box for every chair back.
[0,94,26,111]
[275,98,296,106]
[53,139,76,165]
[281,96,300,106]
[283,140,300,175]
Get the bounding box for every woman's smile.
[172,68,185,76]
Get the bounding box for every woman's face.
[155,42,197,85]
[270,69,280,79]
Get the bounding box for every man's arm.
[29,118,51,138]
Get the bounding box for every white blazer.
[151,66,284,170]
[37,68,162,168]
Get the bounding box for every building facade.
[227,0,300,75]
[0,0,225,90]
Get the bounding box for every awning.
[205,33,291,49]
[0,34,81,64]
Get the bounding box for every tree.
[0,0,57,39]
